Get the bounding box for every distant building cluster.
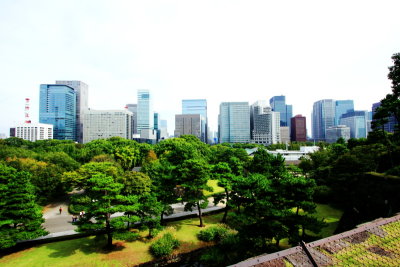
[7,81,398,144]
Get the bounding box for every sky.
[1,0,399,137]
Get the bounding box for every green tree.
[175,159,212,227]
[117,171,151,229]
[0,164,47,249]
[142,159,176,225]
[5,157,65,203]
[155,138,199,165]
[114,146,140,171]
[63,162,122,189]
[212,162,236,223]
[73,173,138,249]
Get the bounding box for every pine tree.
[0,164,47,249]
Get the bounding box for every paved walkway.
[37,197,225,241]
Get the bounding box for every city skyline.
[1,1,400,136]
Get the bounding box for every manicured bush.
[150,233,180,258]
[113,231,140,242]
[197,224,230,242]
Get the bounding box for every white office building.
[251,101,281,145]
[83,109,133,143]
[11,123,53,142]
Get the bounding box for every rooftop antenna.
[25,98,31,124]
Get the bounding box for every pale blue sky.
[1,0,399,136]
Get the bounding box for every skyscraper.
[251,101,281,145]
[291,115,307,142]
[137,89,153,136]
[326,125,351,143]
[174,114,202,139]
[269,95,293,128]
[312,99,335,141]
[126,104,138,135]
[335,100,354,125]
[55,80,88,143]
[340,110,369,139]
[218,102,250,143]
[39,84,76,140]
[182,99,207,142]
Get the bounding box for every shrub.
[150,232,180,258]
[197,224,230,242]
[113,231,140,242]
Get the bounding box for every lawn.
[314,203,343,237]
[204,179,225,196]
[0,213,225,267]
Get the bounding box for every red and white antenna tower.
[25,98,31,124]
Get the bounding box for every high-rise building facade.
[82,109,133,143]
[291,115,307,142]
[372,102,398,133]
[312,99,335,141]
[269,96,293,128]
[339,110,368,139]
[182,99,207,142]
[219,102,250,143]
[137,90,153,136]
[335,100,354,126]
[39,84,77,140]
[326,125,351,143]
[10,123,53,142]
[55,80,88,143]
[251,101,281,145]
[159,119,169,140]
[126,104,138,135]
[174,114,202,139]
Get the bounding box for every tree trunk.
[127,213,130,229]
[296,206,299,216]
[160,211,164,226]
[197,201,204,227]
[106,213,112,249]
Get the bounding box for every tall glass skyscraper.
[137,89,153,135]
[55,80,88,143]
[218,102,250,143]
[269,96,293,128]
[182,99,207,142]
[39,84,77,141]
[335,100,354,126]
[312,99,335,141]
[339,110,368,139]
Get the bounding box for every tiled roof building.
[231,214,400,266]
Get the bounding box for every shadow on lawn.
[46,235,125,258]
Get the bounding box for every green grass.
[204,180,225,196]
[313,204,343,237]
[291,203,343,239]
[0,214,224,267]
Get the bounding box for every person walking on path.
[59,207,62,214]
